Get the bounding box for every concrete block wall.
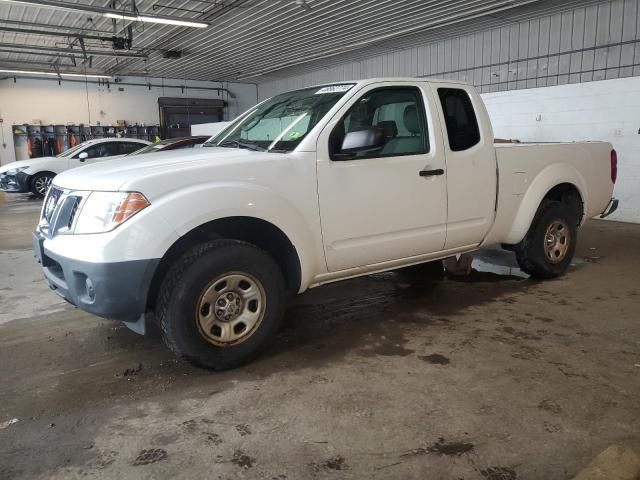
[483,76,640,223]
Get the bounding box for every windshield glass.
[210,84,355,152]
[55,143,86,158]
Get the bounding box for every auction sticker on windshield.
[315,84,354,94]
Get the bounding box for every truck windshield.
[208,84,355,152]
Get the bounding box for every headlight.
[5,166,29,176]
[74,191,150,234]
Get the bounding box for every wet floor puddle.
[452,248,586,282]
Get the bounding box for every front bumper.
[0,171,31,193]
[600,197,619,218]
[33,231,160,325]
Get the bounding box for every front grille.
[42,186,63,224]
[39,187,85,238]
[67,197,81,230]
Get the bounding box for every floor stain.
[235,424,252,436]
[132,448,167,466]
[536,316,554,323]
[419,353,450,365]
[538,399,563,414]
[231,450,255,469]
[427,437,475,456]
[310,455,347,472]
[481,466,518,480]
[204,432,222,445]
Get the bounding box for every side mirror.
[78,152,89,161]
[340,127,384,155]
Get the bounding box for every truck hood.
[52,147,278,195]
[0,157,58,175]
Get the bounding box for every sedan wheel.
[31,173,54,197]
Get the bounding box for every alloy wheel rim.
[35,176,52,196]
[544,220,570,263]
[196,272,266,346]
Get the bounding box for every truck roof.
[311,77,473,89]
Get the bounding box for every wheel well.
[146,217,302,312]
[32,171,56,180]
[542,183,584,224]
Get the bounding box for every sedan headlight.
[5,166,29,176]
[74,191,150,234]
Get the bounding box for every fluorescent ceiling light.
[105,13,208,28]
[0,69,111,79]
[0,0,209,28]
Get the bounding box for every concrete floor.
[0,194,638,480]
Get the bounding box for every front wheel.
[515,201,578,279]
[30,172,54,197]
[156,239,287,370]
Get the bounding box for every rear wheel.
[156,239,287,370]
[515,201,578,278]
[30,172,54,197]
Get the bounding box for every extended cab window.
[437,88,480,151]
[330,87,428,160]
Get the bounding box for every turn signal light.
[610,149,617,184]
[113,192,150,224]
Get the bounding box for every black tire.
[397,260,445,284]
[30,172,54,198]
[156,239,287,370]
[515,200,578,279]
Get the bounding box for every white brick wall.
[483,76,640,223]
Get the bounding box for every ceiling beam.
[0,47,92,68]
[0,18,113,35]
[0,57,74,67]
[0,25,113,41]
[0,42,148,58]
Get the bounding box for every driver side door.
[316,83,448,272]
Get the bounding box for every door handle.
[419,168,444,177]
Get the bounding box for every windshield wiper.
[218,140,266,152]
[201,141,216,147]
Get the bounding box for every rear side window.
[437,88,480,151]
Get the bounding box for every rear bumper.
[33,231,160,325]
[599,198,619,218]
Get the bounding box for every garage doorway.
[158,97,227,139]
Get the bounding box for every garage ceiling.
[0,0,599,82]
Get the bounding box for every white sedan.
[0,137,151,197]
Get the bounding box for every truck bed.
[482,141,614,246]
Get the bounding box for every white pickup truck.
[33,78,618,370]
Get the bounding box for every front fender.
[504,163,587,245]
[24,159,69,176]
[153,181,322,290]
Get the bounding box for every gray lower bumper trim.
[33,232,160,325]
